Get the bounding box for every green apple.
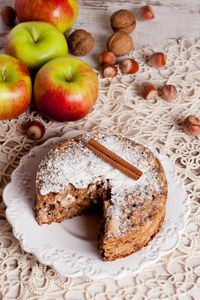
[5,21,68,73]
[0,54,32,120]
[34,57,99,122]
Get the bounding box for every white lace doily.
[1,38,200,299]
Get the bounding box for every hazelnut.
[26,121,45,139]
[136,5,155,21]
[119,58,139,74]
[148,52,167,68]
[141,82,157,100]
[97,51,117,65]
[101,63,118,78]
[67,29,95,56]
[162,84,178,102]
[111,9,136,34]
[183,115,200,136]
[1,6,16,25]
[107,31,134,57]
[107,218,120,233]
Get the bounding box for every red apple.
[0,54,32,120]
[33,57,99,122]
[15,0,79,33]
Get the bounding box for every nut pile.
[94,6,200,137]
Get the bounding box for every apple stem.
[29,26,39,43]
[66,74,73,82]
[1,68,7,81]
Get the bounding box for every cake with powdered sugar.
[35,131,168,261]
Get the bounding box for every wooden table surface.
[1,0,200,69]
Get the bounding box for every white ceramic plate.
[3,130,191,280]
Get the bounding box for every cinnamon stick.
[86,138,143,180]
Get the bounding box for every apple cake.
[35,131,168,261]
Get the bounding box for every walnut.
[111,9,136,33]
[67,29,95,56]
[107,31,134,56]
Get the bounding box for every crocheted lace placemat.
[0,38,200,299]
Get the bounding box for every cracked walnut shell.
[107,31,134,56]
[68,29,95,56]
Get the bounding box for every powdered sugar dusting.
[37,133,153,194]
